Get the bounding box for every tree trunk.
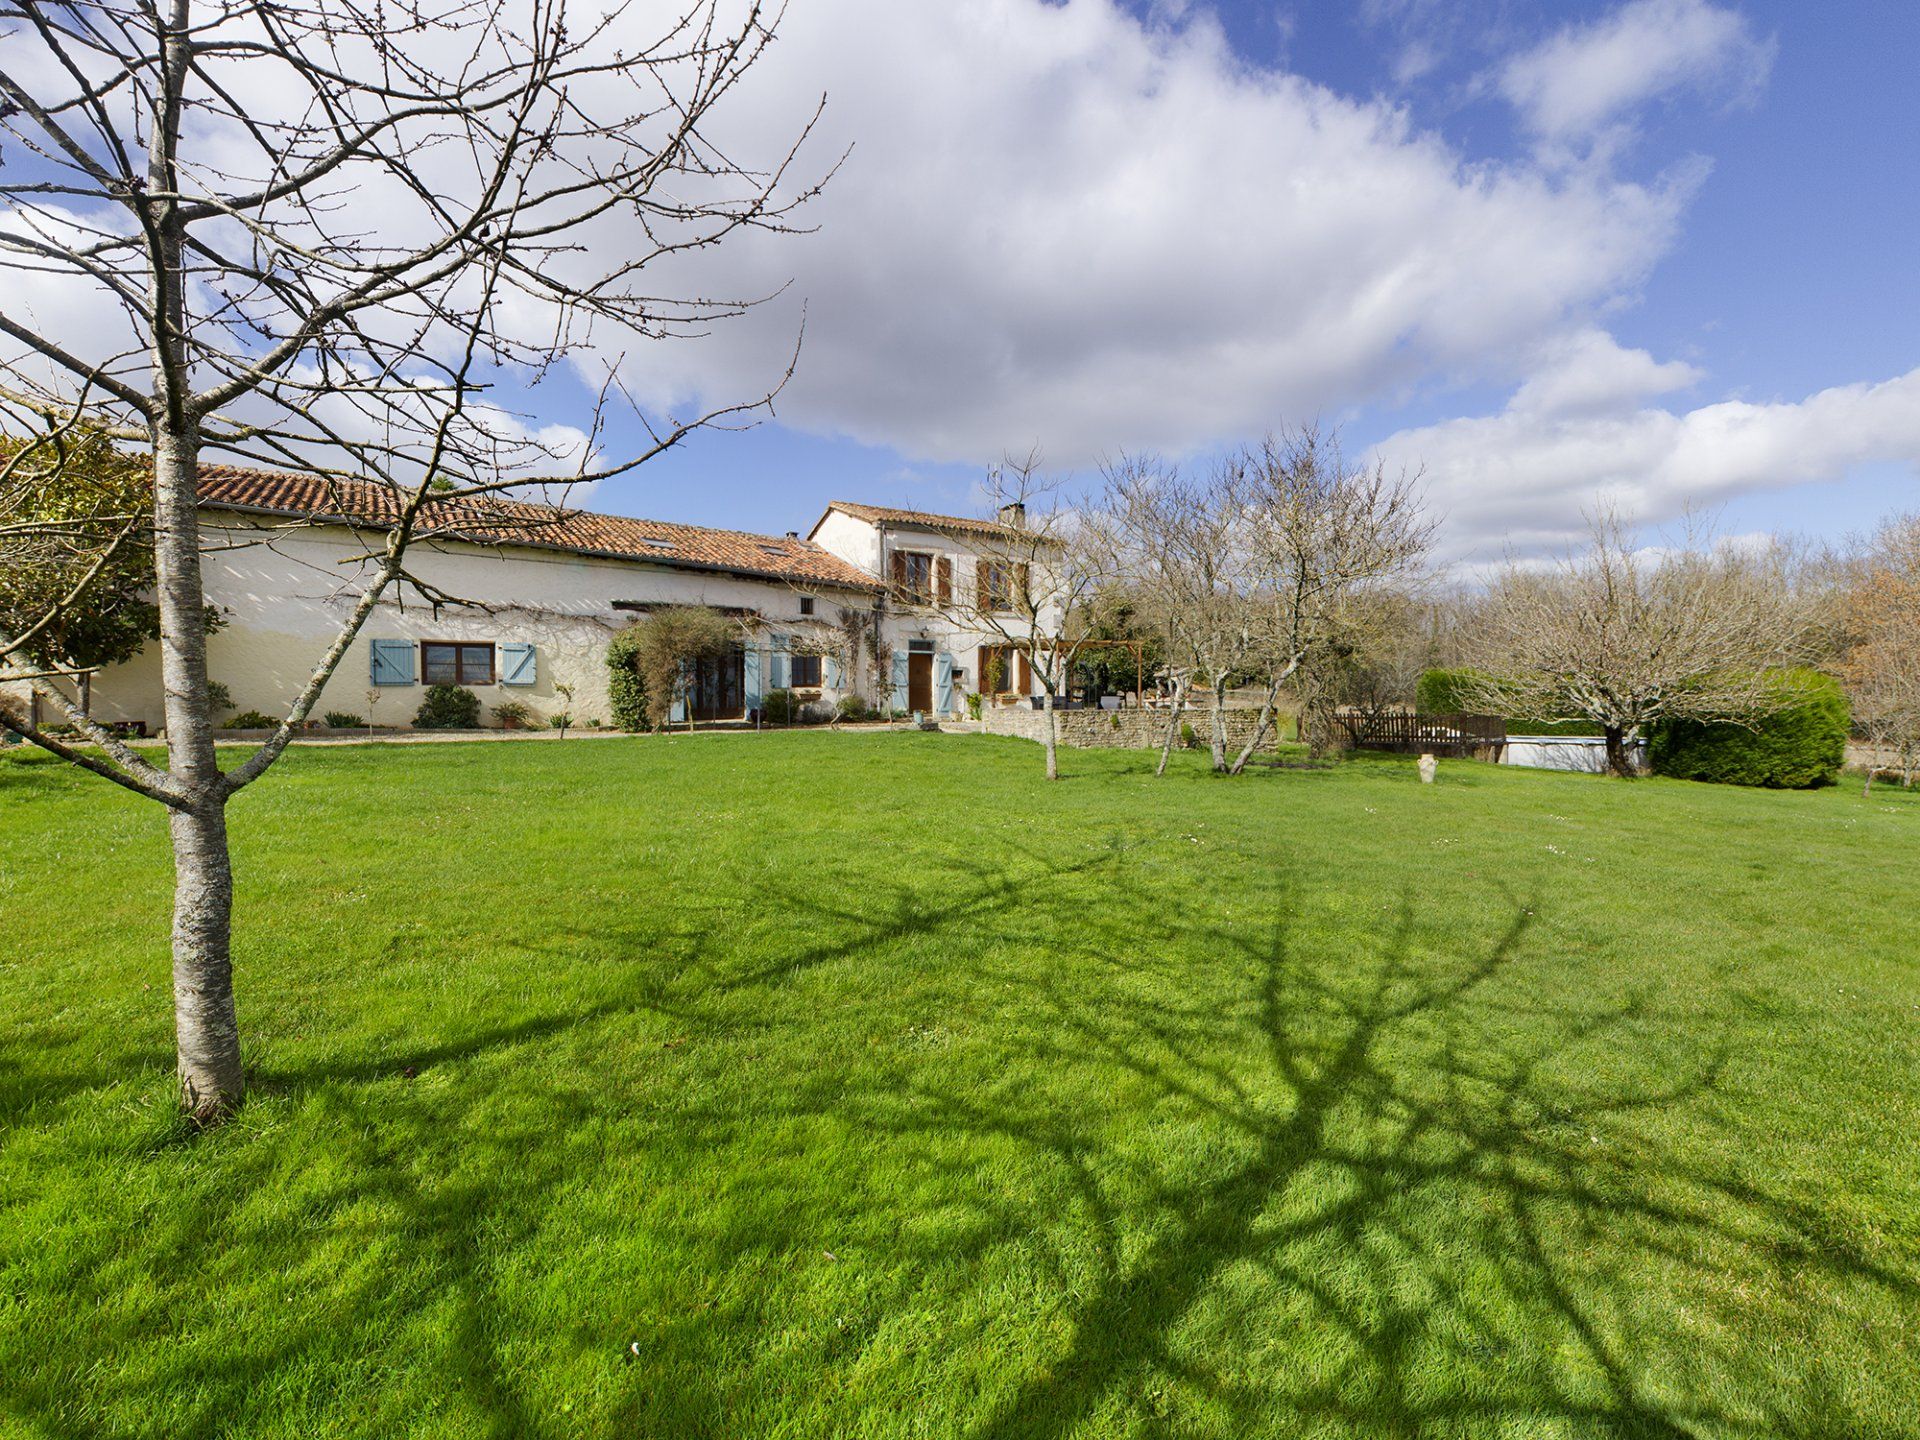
[1043,688,1059,781]
[170,799,242,1118]
[1603,724,1635,778]
[1209,682,1228,773]
[1228,675,1284,776]
[1156,686,1186,777]
[149,3,247,1117]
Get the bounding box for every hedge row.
[1413,668,1602,736]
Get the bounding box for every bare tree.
[1460,510,1809,778]
[922,454,1112,780]
[0,0,826,1118]
[1225,427,1433,774]
[1103,454,1264,775]
[1833,513,1920,793]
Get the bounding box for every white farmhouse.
[810,500,1062,719]
[17,469,1059,733]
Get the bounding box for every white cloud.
[1499,0,1774,146]
[1375,362,1920,561]
[1508,328,1702,416]
[597,0,1695,467]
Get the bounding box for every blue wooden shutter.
[770,633,791,689]
[670,661,689,725]
[889,650,909,711]
[370,639,415,686]
[743,644,763,709]
[824,654,844,690]
[935,652,955,715]
[499,642,536,686]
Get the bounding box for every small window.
[421,641,495,685]
[799,596,815,616]
[790,653,822,688]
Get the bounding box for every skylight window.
[640,538,674,550]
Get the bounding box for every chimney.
[998,501,1027,529]
[785,530,798,540]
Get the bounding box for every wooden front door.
[907,651,933,713]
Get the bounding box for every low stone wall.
[979,703,1282,754]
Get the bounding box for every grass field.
[1,733,1917,1439]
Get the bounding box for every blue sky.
[581,0,1919,558]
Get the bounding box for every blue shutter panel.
[370,639,415,686]
[770,633,790,689]
[499,642,537,686]
[935,652,954,715]
[889,650,909,711]
[824,654,844,690]
[743,645,763,709]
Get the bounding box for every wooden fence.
[1333,711,1507,760]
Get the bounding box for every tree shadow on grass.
[819,884,1916,1438]
[4,829,1914,1438]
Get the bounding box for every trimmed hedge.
[1648,669,1849,789]
[1414,667,1481,715]
[1414,668,1603,736]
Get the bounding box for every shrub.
[761,687,796,725]
[1648,669,1850,789]
[491,699,535,730]
[225,709,276,729]
[323,710,363,728]
[963,692,982,721]
[606,630,648,731]
[835,694,874,723]
[1180,721,1198,749]
[548,712,571,730]
[414,684,480,730]
[205,680,234,716]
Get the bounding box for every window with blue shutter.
[824,654,844,690]
[499,643,537,686]
[770,632,791,689]
[369,639,415,686]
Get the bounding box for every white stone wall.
[75,516,870,732]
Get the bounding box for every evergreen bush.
[606,630,648,731]
[414,684,480,730]
[1648,669,1850,789]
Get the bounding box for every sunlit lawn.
[1,732,1916,1438]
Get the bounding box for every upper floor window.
[891,549,950,605]
[799,596,815,616]
[977,559,1028,613]
[422,641,494,686]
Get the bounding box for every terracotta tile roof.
[817,499,1050,542]
[196,466,881,592]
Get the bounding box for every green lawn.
[1,734,1917,1439]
